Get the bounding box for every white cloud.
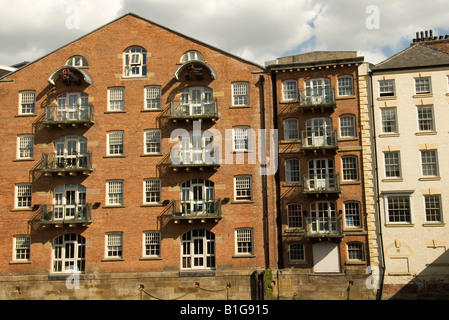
[1,0,449,67]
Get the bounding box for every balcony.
[39,204,93,228]
[300,130,338,153]
[41,153,93,176]
[299,89,336,112]
[171,199,222,223]
[304,217,344,238]
[168,99,218,122]
[302,173,341,195]
[169,148,220,171]
[43,105,95,127]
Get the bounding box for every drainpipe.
[368,69,386,300]
[269,71,284,270]
[259,75,270,269]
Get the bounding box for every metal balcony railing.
[43,105,94,124]
[299,88,335,108]
[39,204,93,226]
[169,99,218,119]
[304,217,343,237]
[302,173,341,194]
[171,148,220,166]
[171,199,222,221]
[300,129,338,149]
[41,153,93,173]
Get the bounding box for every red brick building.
[0,13,277,299]
[265,52,369,274]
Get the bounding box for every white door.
[308,159,335,190]
[306,118,332,147]
[312,242,340,273]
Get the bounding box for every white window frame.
[144,86,161,110]
[287,203,303,228]
[232,126,250,151]
[17,134,34,159]
[19,91,36,115]
[107,87,125,111]
[289,243,305,262]
[180,50,204,63]
[52,233,85,274]
[340,114,356,138]
[344,201,361,228]
[13,235,31,261]
[379,80,395,97]
[123,46,147,77]
[66,55,88,67]
[106,180,123,206]
[384,151,401,178]
[347,242,364,261]
[283,118,299,140]
[234,175,252,201]
[143,231,161,258]
[337,76,353,96]
[15,183,32,209]
[143,179,161,204]
[415,77,432,94]
[384,193,413,224]
[105,232,123,259]
[417,105,435,132]
[232,82,249,106]
[424,194,443,223]
[282,80,298,101]
[380,107,398,134]
[144,129,161,154]
[235,228,253,255]
[420,149,439,177]
[107,131,124,156]
[342,156,358,181]
[285,158,300,183]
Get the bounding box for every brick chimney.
[411,29,449,53]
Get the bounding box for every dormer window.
[180,50,204,63]
[123,46,147,77]
[66,56,88,68]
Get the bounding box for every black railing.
[43,105,94,124]
[41,153,93,172]
[40,203,93,225]
[171,199,222,220]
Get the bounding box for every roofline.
[0,12,265,81]
[372,43,449,72]
[371,63,449,74]
[266,56,364,71]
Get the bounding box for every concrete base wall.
[0,269,378,300]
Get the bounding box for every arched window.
[123,46,147,77]
[304,78,331,104]
[66,55,88,67]
[54,135,88,169]
[56,92,89,121]
[52,233,86,273]
[181,229,215,270]
[337,75,353,96]
[180,50,205,63]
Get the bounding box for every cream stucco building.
[370,34,449,299]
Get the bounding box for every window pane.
[235,176,251,200]
[381,108,397,133]
[417,105,434,131]
[338,76,353,96]
[425,195,442,222]
[387,196,411,223]
[340,115,355,137]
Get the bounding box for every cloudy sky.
[1,0,449,68]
